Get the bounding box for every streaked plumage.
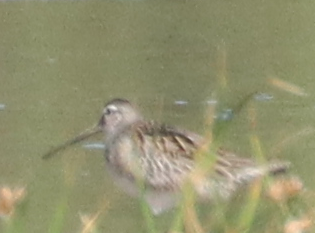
[44,98,290,215]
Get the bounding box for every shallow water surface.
[0,1,315,233]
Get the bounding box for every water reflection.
[82,143,105,150]
[254,93,274,101]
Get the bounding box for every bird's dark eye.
[105,108,111,115]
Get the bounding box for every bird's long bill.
[42,124,103,160]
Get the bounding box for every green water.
[0,1,315,232]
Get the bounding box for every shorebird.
[43,98,290,215]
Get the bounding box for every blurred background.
[0,1,314,232]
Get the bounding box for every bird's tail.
[267,160,291,175]
[194,160,291,201]
[234,160,291,185]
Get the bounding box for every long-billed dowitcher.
[43,98,290,215]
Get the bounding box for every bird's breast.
[105,135,145,180]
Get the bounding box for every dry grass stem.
[268,77,307,96]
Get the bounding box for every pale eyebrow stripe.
[105,105,118,113]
